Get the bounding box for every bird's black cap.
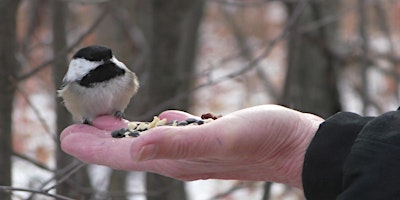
[73,45,113,62]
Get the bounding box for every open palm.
[60,105,322,188]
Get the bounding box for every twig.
[107,3,148,54]
[43,162,86,193]
[68,173,183,198]
[16,86,57,143]
[27,160,84,200]
[220,5,279,100]
[63,177,190,199]
[0,186,75,200]
[17,5,109,81]
[297,4,357,34]
[13,152,53,172]
[106,2,149,70]
[55,174,183,198]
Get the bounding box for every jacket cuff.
[302,112,373,199]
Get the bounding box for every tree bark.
[0,1,21,199]
[107,170,128,200]
[281,1,341,118]
[52,1,92,198]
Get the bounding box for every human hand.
[60,105,323,188]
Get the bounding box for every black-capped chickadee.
[58,45,139,124]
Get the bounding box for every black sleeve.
[338,110,400,199]
[302,112,374,199]
[303,110,400,199]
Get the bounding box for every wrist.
[283,113,323,188]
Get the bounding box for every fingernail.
[135,144,158,162]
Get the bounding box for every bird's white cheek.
[63,58,102,82]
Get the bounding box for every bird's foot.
[114,111,125,120]
[83,118,92,125]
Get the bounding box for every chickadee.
[58,45,139,124]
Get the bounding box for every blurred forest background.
[1,0,400,199]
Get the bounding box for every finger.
[158,110,199,122]
[60,128,146,170]
[130,121,229,161]
[60,126,199,175]
[60,124,110,142]
[92,115,129,131]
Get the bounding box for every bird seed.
[111,113,221,138]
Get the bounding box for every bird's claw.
[114,111,125,120]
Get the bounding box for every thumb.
[130,124,224,161]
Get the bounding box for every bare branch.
[107,3,148,55]
[56,178,188,199]
[17,5,109,82]
[297,4,358,34]
[15,86,57,142]
[0,186,75,200]
[43,162,86,193]
[13,152,53,172]
[220,5,279,100]
[106,2,149,69]
[27,160,84,200]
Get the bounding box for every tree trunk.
[0,1,20,199]
[52,1,92,198]
[107,170,128,200]
[281,1,341,118]
[131,0,206,199]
